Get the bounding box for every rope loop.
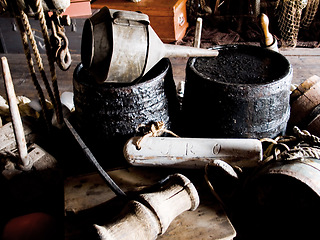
[135,121,179,150]
[260,126,320,164]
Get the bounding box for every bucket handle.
[113,10,150,25]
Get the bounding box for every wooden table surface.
[64,168,237,240]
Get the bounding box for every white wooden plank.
[124,137,262,168]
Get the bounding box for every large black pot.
[73,58,179,167]
[182,45,292,139]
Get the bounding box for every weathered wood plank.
[64,168,236,240]
[124,136,262,168]
[0,49,319,100]
[280,48,320,56]
[0,122,32,153]
[286,56,320,85]
[0,54,80,99]
[279,48,320,84]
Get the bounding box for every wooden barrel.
[73,58,179,167]
[242,158,320,239]
[289,75,320,128]
[305,103,320,137]
[182,45,292,139]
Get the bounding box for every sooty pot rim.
[188,44,292,87]
[73,58,170,91]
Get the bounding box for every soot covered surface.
[194,45,290,84]
[182,45,292,139]
[72,58,179,168]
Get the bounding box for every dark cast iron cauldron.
[182,44,292,139]
[73,58,179,167]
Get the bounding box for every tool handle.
[94,174,199,240]
[260,13,274,47]
[1,57,30,168]
[95,200,160,240]
[193,18,203,48]
[124,137,262,168]
[163,44,218,58]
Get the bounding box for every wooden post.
[1,57,30,168]
[260,13,273,46]
[260,13,278,52]
[193,17,202,48]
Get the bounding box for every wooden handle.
[194,18,202,48]
[1,57,30,168]
[124,137,262,168]
[95,200,160,240]
[163,44,219,58]
[260,13,274,47]
[94,173,199,240]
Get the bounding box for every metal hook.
[56,31,71,70]
[57,45,72,71]
[49,13,72,71]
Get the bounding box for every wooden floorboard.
[0,48,319,100]
[0,54,79,99]
[280,48,320,85]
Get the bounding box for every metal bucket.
[182,45,292,139]
[242,158,320,239]
[73,58,179,167]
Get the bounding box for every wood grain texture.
[91,0,189,42]
[1,48,320,100]
[0,54,80,100]
[91,0,187,13]
[64,169,236,240]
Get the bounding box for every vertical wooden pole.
[260,13,274,46]
[1,57,30,167]
[194,17,203,48]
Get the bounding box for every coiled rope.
[261,126,320,163]
[10,0,64,128]
[13,12,51,127]
[35,0,63,125]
